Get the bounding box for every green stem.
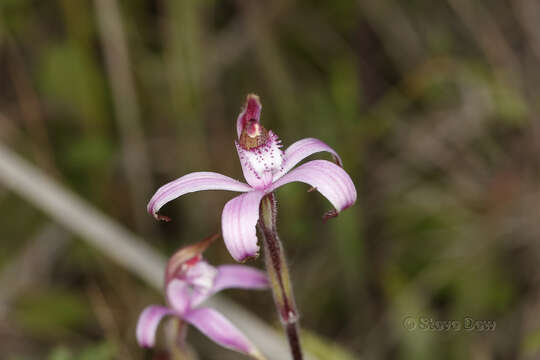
[171,319,195,360]
[258,192,303,360]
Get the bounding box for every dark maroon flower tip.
[236,94,262,138]
[157,214,172,222]
[322,209,339,222]
[237,251,260,263]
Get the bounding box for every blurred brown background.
[1,0,540,359]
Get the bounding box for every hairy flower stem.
[258,193,303,360]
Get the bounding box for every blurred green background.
[1,0,539,359]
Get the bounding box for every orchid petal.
[184,307,262,358]
[236,94,262,138]
[147,172,252,220]
[136,305,176,348]
[213,265,269,293]
[166,279,191,314]
[191,265,268,308]
[271,159,356,214]
[222,191,265,262]
[274,138,343,181]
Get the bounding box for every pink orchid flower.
[136,238,268,358]
[148,94,357,262]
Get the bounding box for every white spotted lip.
[236,130,284,189]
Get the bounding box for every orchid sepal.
[273,137,343,182]
[147,172,252,220]
[184,307,265,359]
[271,159,356,216]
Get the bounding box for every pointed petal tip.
[332,154,344,167]
[237,251,260,263]
[322,200,356,222]
[156,214,171,222]
[322,209,339,222]
[230,247,260,263]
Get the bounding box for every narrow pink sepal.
[213,265,269,293]
[274,137,343,181]
[147,172,252,220]
[136,305,176,348]
[271,159,356,213]
[221,191,265,262]
[184,307,260,357]
[166,279,191,315]
[236,94,262,138]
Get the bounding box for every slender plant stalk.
[172,319,195,360]
[258,193,303,360]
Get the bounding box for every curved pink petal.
[190,265,268,308]
[274,138,343,181]
[236,94,262,138]
[166,279,191,314]
[212,265,268,293]
[184,307,262,358]
[147,172,252,220]
[271,159,356,214]
[213,265,269,293]
[222,191,265,262]
[136,305,176,348]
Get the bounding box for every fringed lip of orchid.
[136,237,269,358]
[147,94,357,262]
